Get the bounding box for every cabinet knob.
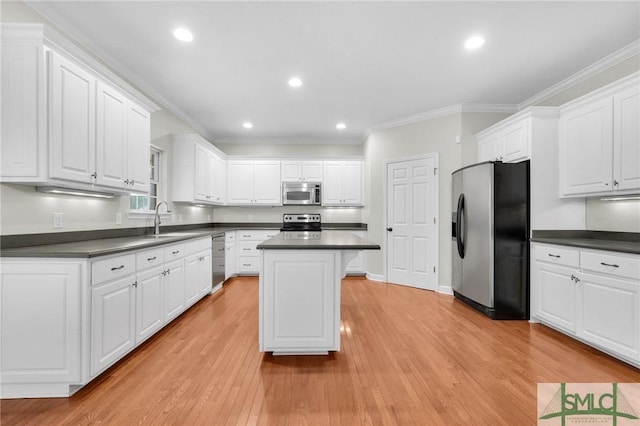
[132,281,138,288]
[386,227,393,232]
[613,180,619,186]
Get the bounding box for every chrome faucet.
[154,201,171,235]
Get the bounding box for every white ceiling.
[25,1,640,143]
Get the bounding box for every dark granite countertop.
[0,223,369,258]
[531,230,640,255]
[257,231,380,250]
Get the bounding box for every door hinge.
[434,167,437,175]
[433,217,436,224]
[433,266,436,273]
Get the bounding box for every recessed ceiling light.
[173,27,194,42]
[242,122,253,129]
[336,122,346,130]
[464,35,485,50]
[288,77,303,88]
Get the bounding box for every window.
[130,147,161,212]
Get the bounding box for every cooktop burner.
[280,213,322,232]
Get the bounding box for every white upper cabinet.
[96,81,150,193]
[49,50,97,184]
[227,160,281,205]
[559,74,640,197]
[476,115,530,163]
[172,134,226,205]
[281,161,323,182]
[613,85,640,191]
[0,24,156,193]
[322,161,363,206]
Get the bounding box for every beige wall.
[363,114,461,285]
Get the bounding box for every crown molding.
[366,103,518,135]
[518,39,640,109]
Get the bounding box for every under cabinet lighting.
[243,122,253,129]
[37,186,115,199]
[288,77,303,88]
[336,122,346,130]
[600,195,640,201]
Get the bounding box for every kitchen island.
[257,231,380,355]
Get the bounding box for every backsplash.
[212,205,363,224]
[586,198,640,233]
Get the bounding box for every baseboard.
[438,285,453,295]
[366,273,384,282]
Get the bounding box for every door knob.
[386,227,393,232]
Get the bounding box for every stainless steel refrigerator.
[451,160,530,319]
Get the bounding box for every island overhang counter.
[256,231,380,355]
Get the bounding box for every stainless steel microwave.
[282,182,322,205]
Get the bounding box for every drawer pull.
[147,256,157,261]
[600,262,620,268]
[243,263,251,266]
[172,250,180,255]
[243,248,251,251]
[548,254,561,258]
[243,234,251,238]
[111,265,125,271]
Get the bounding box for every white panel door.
[96,81,126,189]
[126,102,151,193]
[386,157,437,290]
[559,98,613,195]
[194,146,211,202]
[212,155,227,203]
[342,161,363,205]
[322,161,343,204]
[477,134,499,162]
[302,161,323,181]
[613,85,640,191]
[49,51,96,183]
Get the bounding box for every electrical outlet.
[53,212,63,229]
[115,212,122,225]
[455,135,461,144]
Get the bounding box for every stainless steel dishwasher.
[212,234,226,288]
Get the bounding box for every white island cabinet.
[257,231,379,355]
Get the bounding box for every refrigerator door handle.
[456,193,465,258]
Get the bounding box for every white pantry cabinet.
[0,260,85,398]
[281,161,323,182]
[172,134,226,205]
[322,161,363,206]
[0,24,155,194]
[227,161,281,205]
[532,242,640,367]
[0,236,212,398]
[559,73,640,197]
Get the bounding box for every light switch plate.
[53,212,63,228]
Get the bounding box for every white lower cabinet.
[532,242,640,366]
[0,236,212,398]
[90,274,136,377]
[345,230,367,275]
[235,230,280,275]
[579,271,640,361]
[0,261,84,398]
[135,266,164,344]
[535,262,578,334]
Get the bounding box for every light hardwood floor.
[2,276,639,425]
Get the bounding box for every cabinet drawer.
[237,257,259,273]
[164,243,185,260]
[225,232,236,243]
[92,254,136,285]
[581,250,640,280]
[136,247,164,271]
[237,230,279,241]
[535,244,579,268]
[238,241,258,256]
